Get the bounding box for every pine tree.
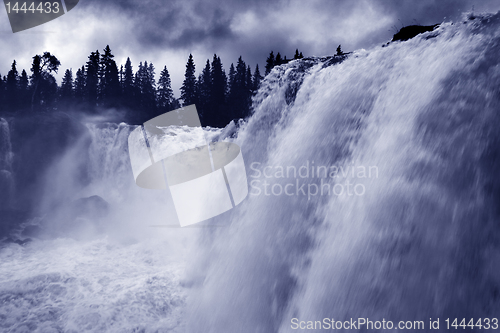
[157,66,177,113]
[136,63,144,109]
[245,64,254,114]
[246,65,252,90]
[30,56,41,89]
[294,49,300,59]
[119,65,124,88]
[180,54,197,107]
[85,50,100,108]
[144,62,157,115]
[74,66,85,104]
[252,64,262,93]
[196,59,211,122]
[18,69,29,110]
[336,45,343,55]
[122,57,135,110]
[227,63,235,97]
[5,60,19,111]
[19,70,28,92]
[134,67,141,112]
[30,52,60,111]
[59,68,73,105]
[134,62,143,119]
[134,61,156,120]
[265,51,275,75]
[245,64,253,115]
[210,54,227,126]
[99,45,120,108]
[228,56,251,120]
[275,52,283,66]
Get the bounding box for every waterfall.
[0,118,14,210]
[184,12,500,332]
[1,11,500,333]
[85,122,136,202]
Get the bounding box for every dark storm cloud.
[355,0,500,49]
[75,0,500,57]
[375,0,475,25]
[80,0,255,50]
[1,0,499,97]
[166,9,234,48]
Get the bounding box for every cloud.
[79,0,238,49]
[0,0,499,97]
[74,0,500,53]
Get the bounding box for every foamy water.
[0,238,185,333]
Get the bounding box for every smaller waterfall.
[0,118,14,210]
[85,122,136,202]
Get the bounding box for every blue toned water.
[1,12,500,332]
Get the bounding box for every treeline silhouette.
[0,46,305,126]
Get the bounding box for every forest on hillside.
[0,46,305,126]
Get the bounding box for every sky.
[1,0,499,96]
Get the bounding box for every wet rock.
[71,195,109,219]
[392,24,440,42]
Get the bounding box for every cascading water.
[0,11,500,333]
[184,13,500,332]
[0,118,14,210]
[0,119,13,171]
